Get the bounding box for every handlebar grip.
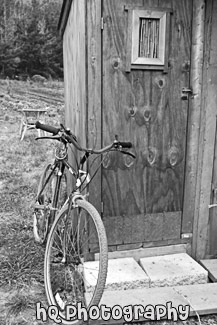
[119,142,132,149]
[35,121,60,135]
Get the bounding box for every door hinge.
[101,17,104,30]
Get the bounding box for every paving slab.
[84,257,150,294]
[140,253,208,287]
[86,286,187,324]
[87,283,217,325]
[174,283,217,316]
[200,259,217,282]
[86,283,217,325]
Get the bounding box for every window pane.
[139,18,160,58]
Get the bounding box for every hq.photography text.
[36,301,190,323]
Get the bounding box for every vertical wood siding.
[63,0,86,147]
[63,0,86,190]
[194,0,217,259]
[86,0,102,212]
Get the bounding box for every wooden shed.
[58,0,217,260]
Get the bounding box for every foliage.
[0,0,63,80]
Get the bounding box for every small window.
[125,7,172,72]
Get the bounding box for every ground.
[0,79,64,325]
[0,79,217,325]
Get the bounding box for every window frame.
[125,6,172,72]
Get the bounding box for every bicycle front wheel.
[44,199,108,325]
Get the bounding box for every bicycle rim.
[44,200,108,325]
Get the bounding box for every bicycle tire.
[44,199,108,325]
[33,163,67,244]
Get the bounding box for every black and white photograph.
[0,0,217,324]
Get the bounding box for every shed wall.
[61,0,217,258]
[86,0,102,212]
[63,0,86,147]
[194,0,217,259]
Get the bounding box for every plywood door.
[102,0,192,248]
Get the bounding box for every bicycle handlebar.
[35,121,134,156]
[35,121,60,135]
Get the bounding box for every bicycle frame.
[35,148,90,226]
[36,161,65,224]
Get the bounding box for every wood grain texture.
[63,0,86,145]
[95,243,188,261]
[94,237,191,255]
[102,0,192,246]
[209,125,217,257]
[86,0,102,212]
[63,0,86,189]
[182,0,205,235]
[193,0,217,259]
[103,212,181,246]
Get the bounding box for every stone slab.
[200,259,217,282]
[140,253,208,287]
[86,286,187,324]
[174,283,217,316]
[84,257,150,294]
[87,284,217,325]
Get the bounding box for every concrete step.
[140,253,208,287]
[87,283,217,324]
[84,253,208,292]
[200,259,217,282]
[83,257,150,293]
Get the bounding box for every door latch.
[209,184,217,208]
[181,87,192,100]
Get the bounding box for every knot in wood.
[144,109,151,122]
[129,106,137,117]
[112,57,121,70]
[155,76,166,88]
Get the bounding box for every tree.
[0,0,63,79]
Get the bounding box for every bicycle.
[33,121,135,324]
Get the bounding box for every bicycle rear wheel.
[44,199,108,325]
[33,163,67,244]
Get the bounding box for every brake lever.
[120,151,136,159]
[35,135,61,141]
[111,149,136,159]
[60,123,78,143]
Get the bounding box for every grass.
[0,125,52,289]
[0,218,45,287]
[0,81,64,324]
